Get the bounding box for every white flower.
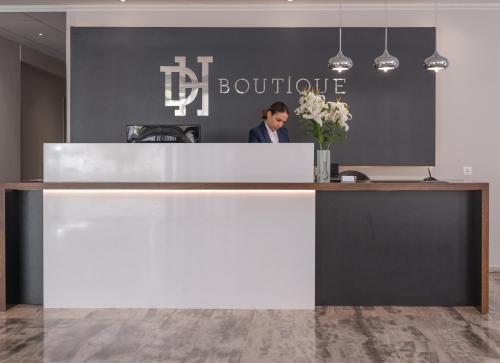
[296,91,329,126]
[325,101,351,130]
[296,90,352,148]
[296,91,351,132]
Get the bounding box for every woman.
[248,101,290,143]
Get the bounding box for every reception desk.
[0,144,489,313]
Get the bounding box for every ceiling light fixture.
[374,0,399,72]
[328,0,353,73]
[37,33,44,36]
[424,0,449,72]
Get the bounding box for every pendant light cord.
[435,0,438,28]
[339,0,343,51]
[434,0,438,52]
[384,0,388,50]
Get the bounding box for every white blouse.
[264,122,279,143]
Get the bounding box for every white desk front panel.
[44,189,315,309]
[44,143,314,183]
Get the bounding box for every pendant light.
[328,0,353,72]
[424,0,449,72]
[374,0,399,72]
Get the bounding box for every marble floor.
[0,273,499,363]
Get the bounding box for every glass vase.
[316,149,331,183]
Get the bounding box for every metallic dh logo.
[160,56,213,116]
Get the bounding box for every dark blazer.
[248,121,290,143]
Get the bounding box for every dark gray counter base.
[6,190,43,307]
[316,190,482,306]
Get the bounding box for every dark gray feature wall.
[316,191,481,306]
[71,27,435,166]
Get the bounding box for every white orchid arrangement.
[295,89,352,150]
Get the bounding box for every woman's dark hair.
[261,101,289,120]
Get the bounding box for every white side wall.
[66,5,500,267]
[0,36,20,182]
[20,45,65,79]
[0,37,66,182]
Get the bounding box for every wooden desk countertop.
[0,181,489,191]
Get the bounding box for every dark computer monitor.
[126,125,201,143]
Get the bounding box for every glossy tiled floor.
[1,273,499,363]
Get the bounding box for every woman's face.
[266,111,288,131]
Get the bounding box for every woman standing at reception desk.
[248,101,290,143]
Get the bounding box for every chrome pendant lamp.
[374,0,399,72]
[424,0,449,72]
[328,0,353,72]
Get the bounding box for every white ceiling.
[0,12,65,59]
[0,0,499,5]
[0,0,497,61]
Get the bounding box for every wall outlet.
[463,166,473,176]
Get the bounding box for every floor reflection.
[0,273,499,362]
